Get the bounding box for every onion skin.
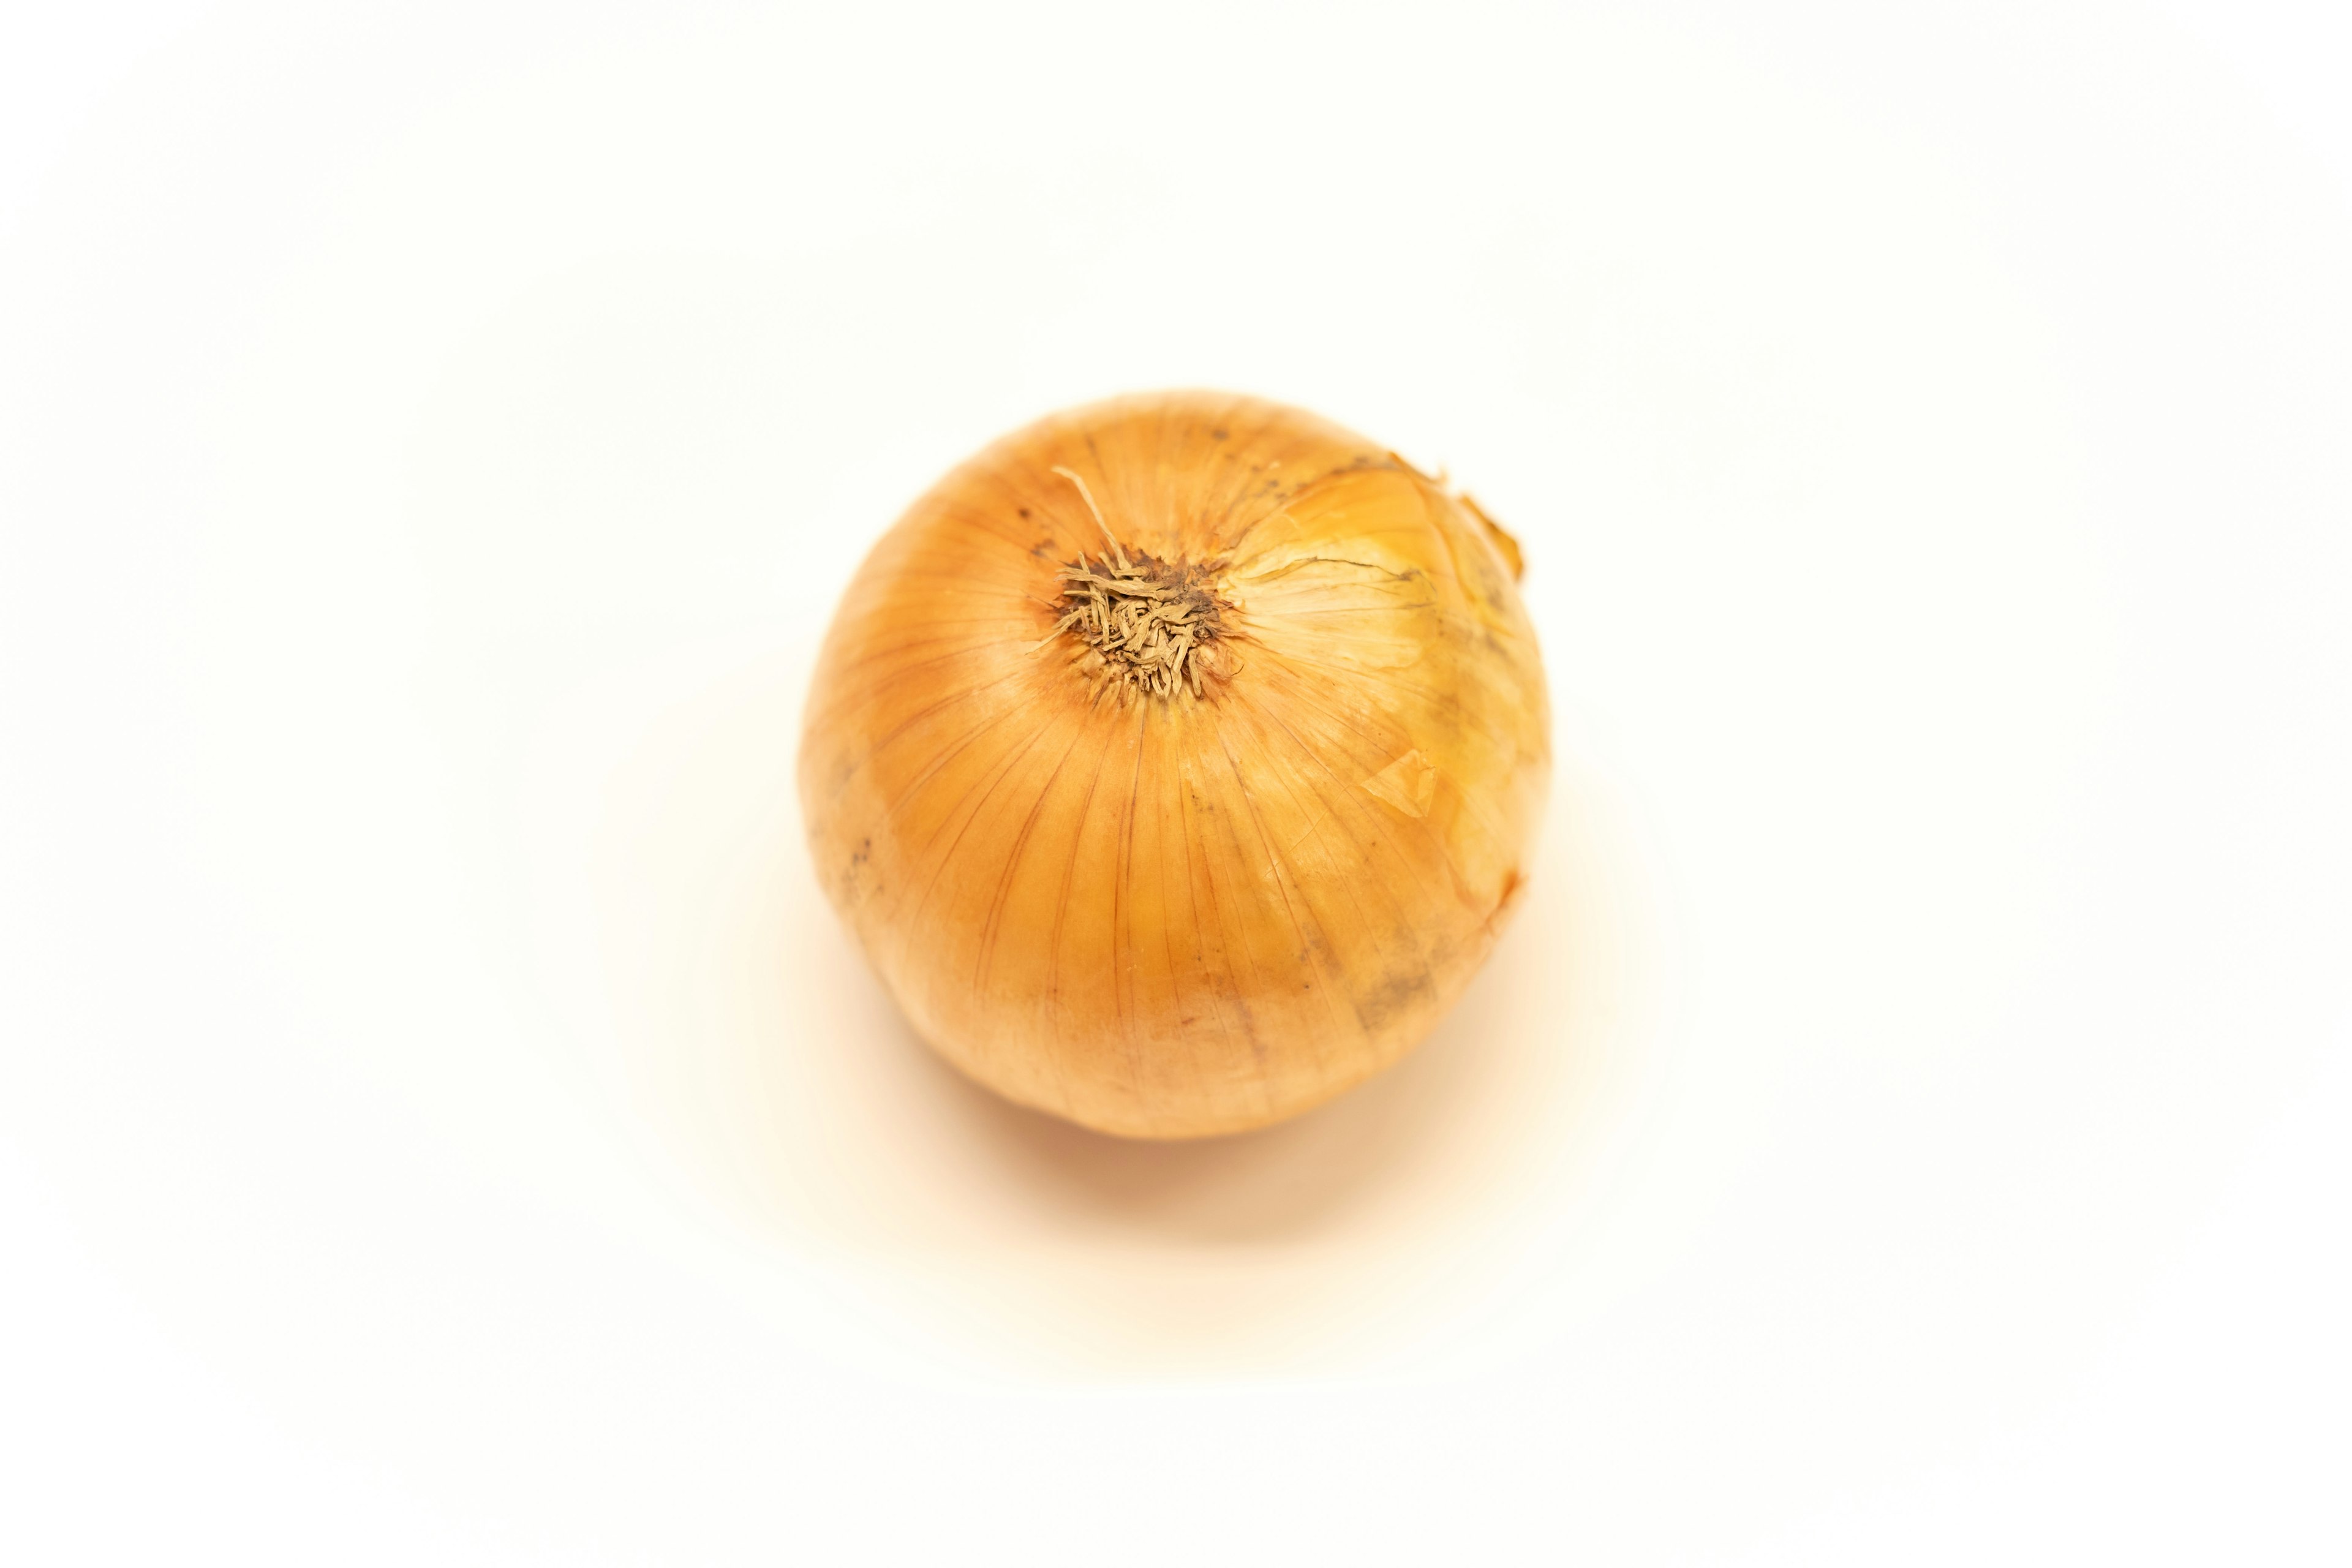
[799,392,1549,1139]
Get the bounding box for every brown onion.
[799,392,1550,1138]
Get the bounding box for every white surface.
[4,2,2347,1562]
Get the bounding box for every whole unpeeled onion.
[799,392,1550,1138]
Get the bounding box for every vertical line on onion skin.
[1169,709,1258,1123]
[1078,429,1115,548]
[1042,687,1124,1122]
[807,654,1022,760]
[865,676,1036,836]
[1219,457,1398,566]
[1212,712,1357,1082]
[1204,705,1373,1072]
[1247,666,1453,922]
[1246,641,1489,912]
[1232,684,1443,1044]
[1411,470,1477,616]
[811,625,1012,699]
[968,705,1088,1117]
[971,706,1088,1001]
[1146,695,1200,1113]
[861,698,1039,940]
[891,709,1064,1029]
[1111,693,1151,1116]
[869,691,1035,871]
[1180,714,1273,1109]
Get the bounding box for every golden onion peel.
[799,392,1550,1139]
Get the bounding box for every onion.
[800,392,1550,1138]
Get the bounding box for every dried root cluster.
[1043,547,1230,701]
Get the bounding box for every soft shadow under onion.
[593,650,1642,1373]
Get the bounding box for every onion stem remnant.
[1038,464,1229,701]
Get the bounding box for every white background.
[4,2,2348,1562]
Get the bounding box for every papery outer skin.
[799,392,1550,1139]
